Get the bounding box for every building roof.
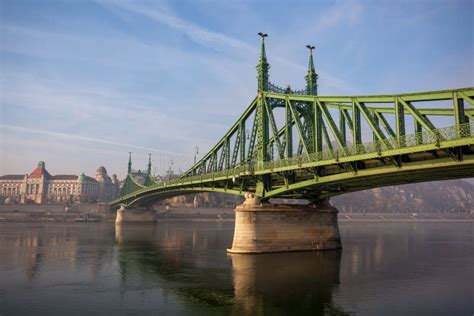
[51,175,78,180]
[83,175,97,182]
[1,161,107,183]
[78,173,97,182]
[0,175,24,180]
[29,161,52,179]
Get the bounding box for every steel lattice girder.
[111,87,474,208]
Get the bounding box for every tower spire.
[257,32,269,92]
[128,152,132,174]
[147,153,152,175]
[305,45,318,95]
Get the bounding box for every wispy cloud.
[0,70,230,146]
[0,124,186,156]
[96,0,358,94]
[96,0,254,52]
[316,0,364,32]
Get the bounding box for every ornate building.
[0,161,120,204]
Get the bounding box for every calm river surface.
[0,221,473,315]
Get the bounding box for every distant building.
[0,161,120,204]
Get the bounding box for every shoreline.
[1,217,473,223]
[1,205,472,223]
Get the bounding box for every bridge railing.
[115,122,473,201]
[259,122,473,171]
[177,122,471,184]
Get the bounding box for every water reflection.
[229,251,346,315]
[115,223,347,315]
[0,224,114,281]
[114,223,237,313]
[1,222,472,315]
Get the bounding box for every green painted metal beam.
[374,111,396,138]
[113,78,474,207]
[352,98,362,146]
[316,100,346,148]
[314,100,323,154]
[287,97,311,157]
[266,87,474,103]
[394,96,406,147]
[264,97,284,159]
[286,99,293,158]
[399,97,436,134]
[339,109,346,145]
[239,121,246,163]
[320,118,333,151]
[453,91,469,137]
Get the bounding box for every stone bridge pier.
[227,193,342,254]
[115,205,156,224]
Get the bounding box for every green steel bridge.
[110,34,474,209]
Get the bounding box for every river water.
[0,221,472,315]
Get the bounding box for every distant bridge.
[111,35,474,209]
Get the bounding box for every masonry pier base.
[115,205,156,224]
[227,194,341,254]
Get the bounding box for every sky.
[1,0,473,178]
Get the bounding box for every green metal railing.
[260,121,473,170]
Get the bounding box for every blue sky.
[1,0,473,178]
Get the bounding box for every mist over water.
[0,221,472,315]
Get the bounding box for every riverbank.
[1,204,473,222]
[0,203,114,222]
[157,207,474,222]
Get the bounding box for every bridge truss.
[111,35,474,208]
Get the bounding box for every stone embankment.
[0,204,115,222]
[1,204,473,222]
[156,208,474,222]
[338,212,474,221]
[155,207,235,221]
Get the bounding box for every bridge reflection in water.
[115,223,347,315]
[2,222,472,314]
[229,251,343,315]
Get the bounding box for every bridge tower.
[227,36,341,254]
[147,154,152,175]
[306,45,324,153]
[256,32,269,92]
[305,45,318,95]
[255,32,271,197]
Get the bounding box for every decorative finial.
[194,146,199,164]
[128,152,132,174]
[147,153,152,175]
[305,44,318,95]
[256,32,269,92]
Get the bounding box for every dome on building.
[96,166,107,174]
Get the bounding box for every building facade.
[0,161,120,204]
